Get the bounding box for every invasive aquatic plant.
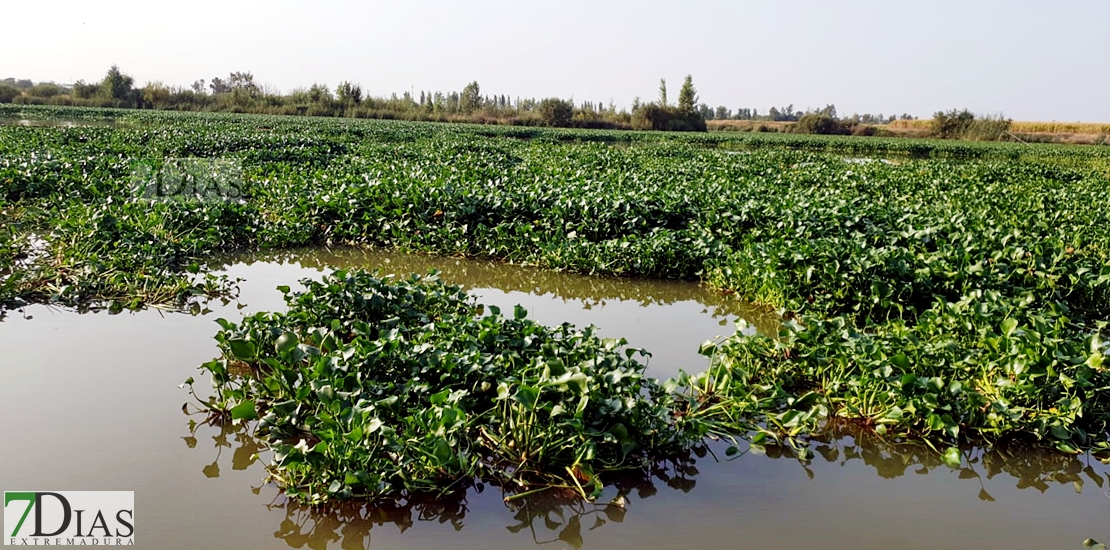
[701,297,1110,459]
[187,270,702,503]
[0,216,21,306]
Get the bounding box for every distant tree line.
[1,67,923,135]
[698,102,915,125]
[0,68,644,129]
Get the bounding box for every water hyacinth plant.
[696,309,1110,464]
[0,216,22,307]
[186,270,703,503]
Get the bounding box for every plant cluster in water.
[185,270,719,503]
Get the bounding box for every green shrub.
[12,96,45,106]
[631,103,706,132]
[537,98,574,127]
[0,85,17,104]
[26,83,63,98]
[793,113,846,135]
[932,109,976,139]
[932,109,1011,140]
[851,125,878,137]
[964,114,1013,141]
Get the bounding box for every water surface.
[2,247,1108,549]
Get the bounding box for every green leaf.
[513,386,539,410]
[365,418,383,434]
[927,414,944,432]
[347,427,364,442]
[275,332,299,353]
[227,339,256,361]
[882,406,904,422]
[230,400,258,421]
[1086,353,1104,370]
[429,389,450,406]
[1050,424,1070,440]
[891,352,909,369]
[698,340,718,355]
[942,447,961,468]
[432,438,453,465]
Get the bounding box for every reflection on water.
[209,247,778,378]
[184,411,1110,550]
[185,416,708,550]
[764,424,1109,499]
[210,247,775,330]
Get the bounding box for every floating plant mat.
[187,267,1110,509]
[186,269,722,504]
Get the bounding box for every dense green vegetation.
[4,104,1110,502]
[186,270,709,503]
[0,205,21,307]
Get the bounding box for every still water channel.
[2,247,1108,549]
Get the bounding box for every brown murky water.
[2,247,1109,549]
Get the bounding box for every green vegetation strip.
[3,105,1110,502]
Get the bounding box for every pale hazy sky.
[2,0,1107,121]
